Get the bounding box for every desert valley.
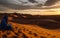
[0,13,60,38]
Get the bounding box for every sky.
[0,0,60,15]
[0,0,47,5]
[0,0,60,6]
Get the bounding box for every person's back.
[0,14,13,30]
[1,15,8,26]
[0,15,8,30]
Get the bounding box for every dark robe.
[0,15,12,30]
[1,15,8,26]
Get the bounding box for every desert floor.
[0,13,60,38]
[0,22,59,38]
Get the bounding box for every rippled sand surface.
[0,22,60,38]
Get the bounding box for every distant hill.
[0,13,60,29]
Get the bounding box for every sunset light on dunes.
[0,0,60,38]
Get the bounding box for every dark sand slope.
[0,13,60,29]
[8,13,60,29]
[0,13,60,38]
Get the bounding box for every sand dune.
[0,13,60,38]
[0,22,60,38]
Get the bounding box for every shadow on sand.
[9,13,60,30]
[0,13,60,30]
[12,19,60,29]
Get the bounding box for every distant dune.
[0,13,60,38]
[0,13,60,29]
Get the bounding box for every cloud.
[0,0,60,9]
[0,0,47,6]
[45,0,60,6]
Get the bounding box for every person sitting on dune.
[0,14,12,30]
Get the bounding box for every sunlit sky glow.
[0,0,60,15]
[0,8,60,15]
[17,8,60,15]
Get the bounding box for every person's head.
[3,13,8,23]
